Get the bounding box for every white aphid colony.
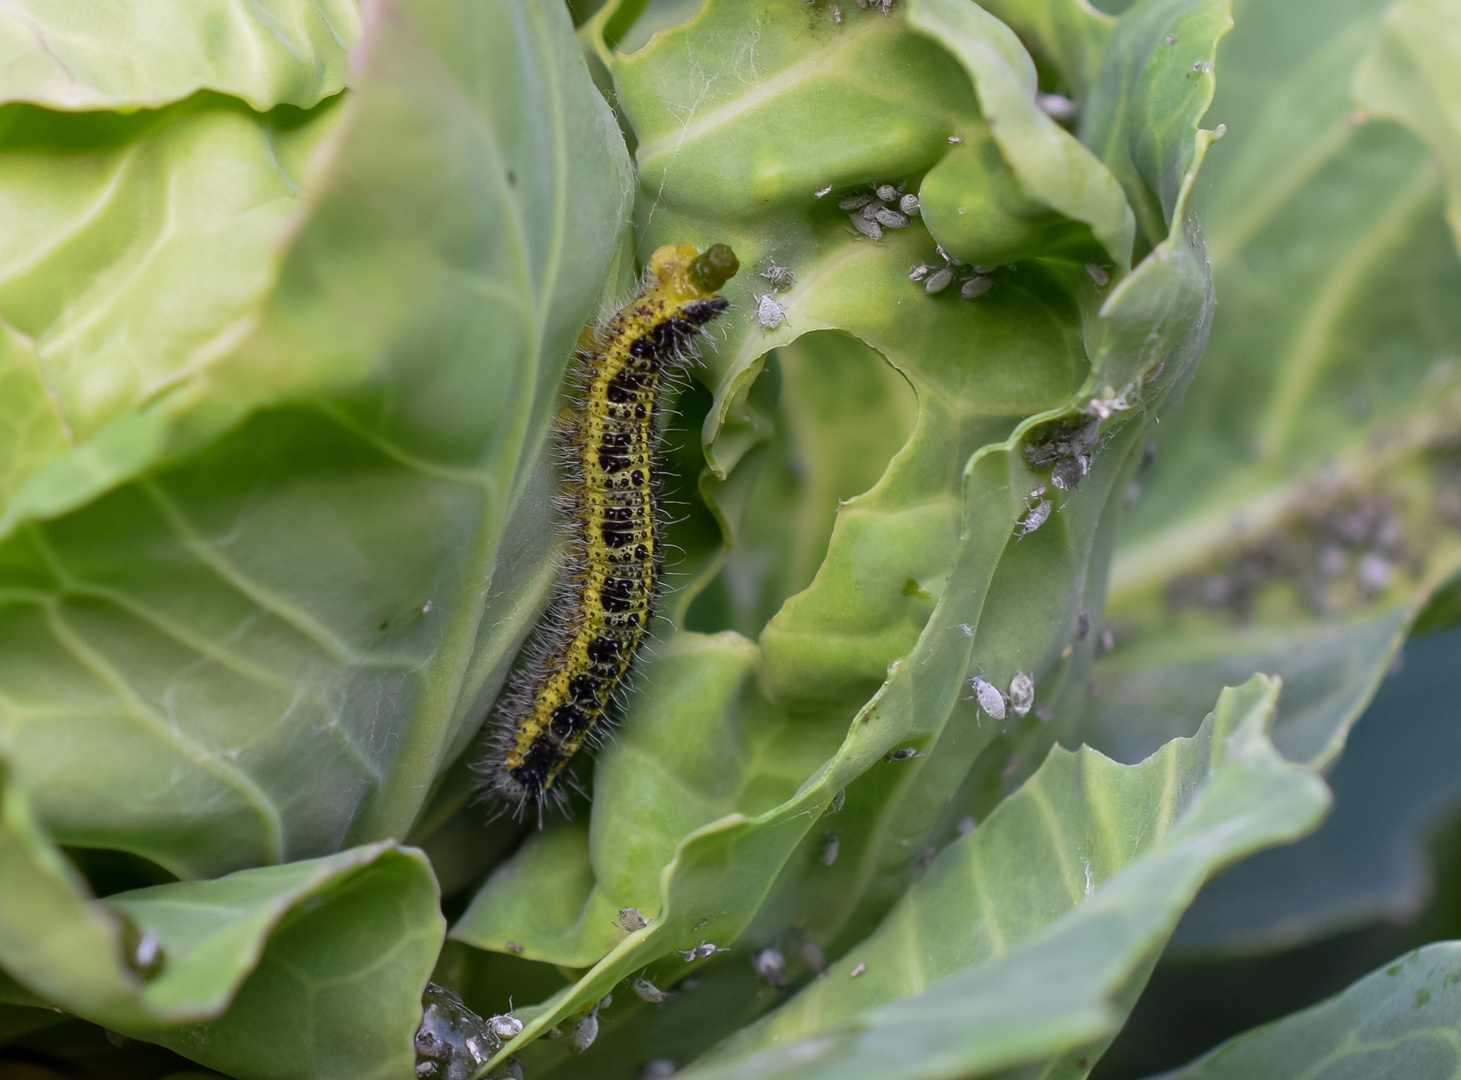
[840,182,919,240]
[909,243,996,300]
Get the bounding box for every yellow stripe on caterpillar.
[480,242,739,810]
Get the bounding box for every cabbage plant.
[0,0,1459,1077]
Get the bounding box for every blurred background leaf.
[1088,0,1461,772]
[1153,942,1461,1080]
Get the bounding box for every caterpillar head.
[648,242,740,299]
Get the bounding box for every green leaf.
[0,0,632,878]
[674,676,1329,1080]
[1081,0,1232,248]
[1156,941,1461,1079]
[975,0,1113,101]
[0,758,443,1079]
[1093,0,1461,773]
[909,0,1136,269]
[454,1,1225,1068]
[0,0,360,111]
[0,757,144,1026]
[689,335,920,638]
[117,847,442,1079]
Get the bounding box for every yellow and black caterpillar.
[482,242,739,810]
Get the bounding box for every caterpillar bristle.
[476,242,739,812]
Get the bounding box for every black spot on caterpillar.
[479,242,739,813]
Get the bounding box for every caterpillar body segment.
[481,243,739,810]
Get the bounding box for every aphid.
[570,1003,601,1053]
[1008,672,1034,717]
[900,193,921,216]
[828,788,846,814]
[1165,33,1177,43]
[755,294,786,330]
[1051,453,1092,491]
[753,947,787,987]
[969,676,1005,720]
[1076,609,1090,638]
[1100,627,1115,653]
[948,134,964,144]
[850,962,867,977]
[961,275,994,298]
[916,844,937,870]
[821,831,840,866]
[1357,551,1394,594]
[831,3,842,21]
[1017,487,1052,536]
[844,183,916,240]
[1034,706,1053,723]
[925,267,954,293]
[885,746,921,762]
[644,1059,676,1080]
[1036,93,1078,122]
[478,243,738,812]
[126,927,164,979]
[909,262,934,282]
[617,907,650,933]
[631,976,666,1003]
[505,941,523,954]
[815,185,833,198]
[1085,263,1110,287]
[957,814,977,835]
[760,259,796,292]
[488,1013,524,1040]
[1025,417,1101,492]
[678,942,722,962]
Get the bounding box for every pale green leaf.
[0,97,343,537]
[0,0,360,111]
[0,0,632,879]
[0,759,442,1079]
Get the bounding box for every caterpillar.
[481,241,740,812]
